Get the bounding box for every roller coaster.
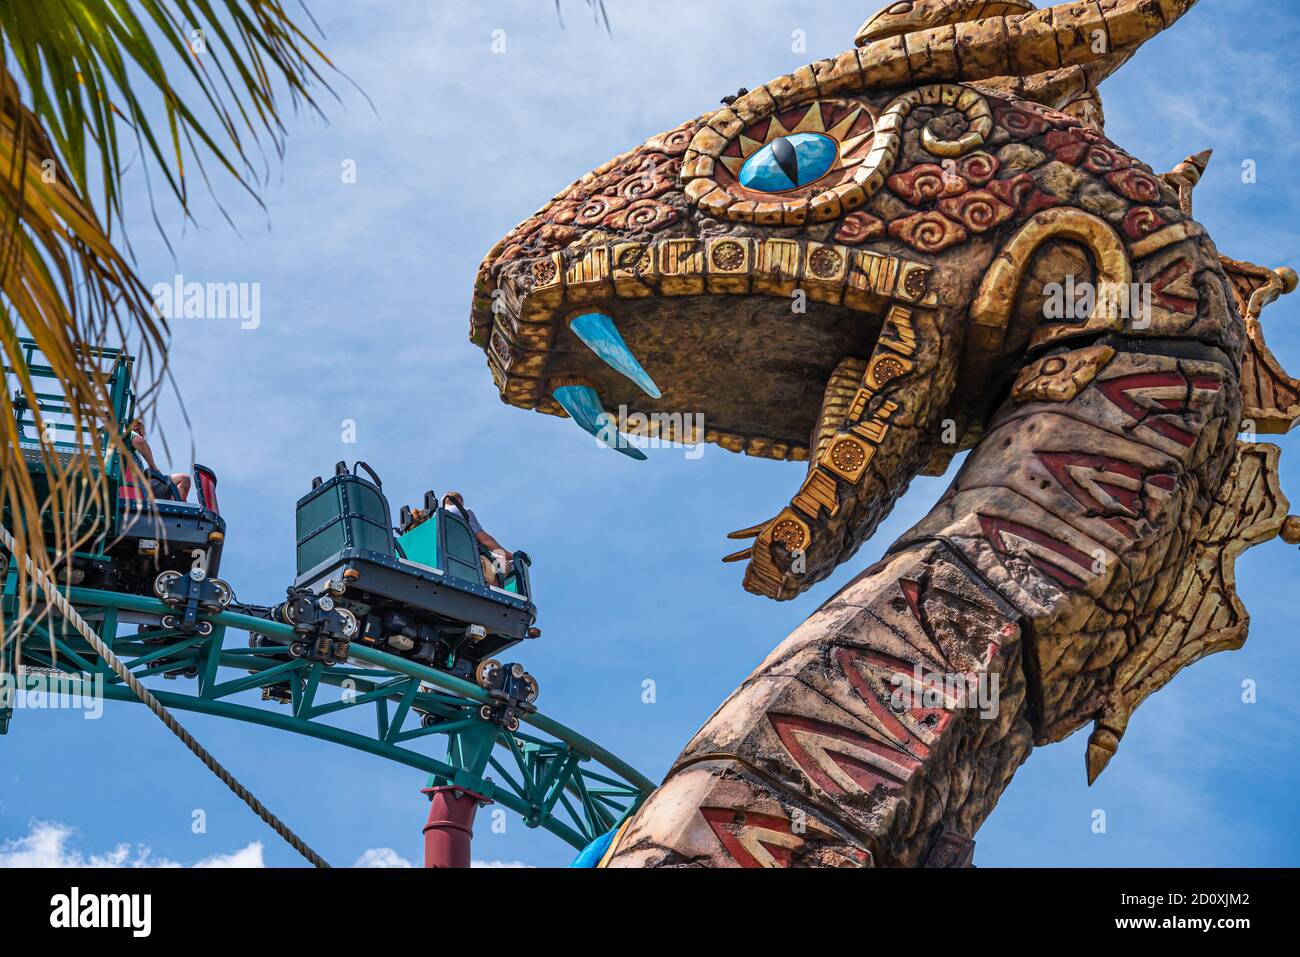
[1,339,652,866]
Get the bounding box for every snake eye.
[738,132,838,193]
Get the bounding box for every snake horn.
[853,0,1200,89]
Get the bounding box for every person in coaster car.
[441,491,511,586]
[128,418,191,502]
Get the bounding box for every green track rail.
[1,585,654,852]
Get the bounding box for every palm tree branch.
[0,1,335,642]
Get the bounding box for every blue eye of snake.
[738,132,838,193]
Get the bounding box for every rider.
[128,419,191,501]
[441,491,511,586]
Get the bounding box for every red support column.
[422,786,491,868]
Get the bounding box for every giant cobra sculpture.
[468,0,1300,866]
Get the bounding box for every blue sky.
[4,0,1300,868]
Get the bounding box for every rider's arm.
[130,433,161,472]
[475,529,506,554]
[455,499,507,556]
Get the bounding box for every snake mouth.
[471,235,939,461]
[470,235,941,600]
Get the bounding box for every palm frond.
[556,0,612,37]
[1,0,335,232]
[0,1,334,642]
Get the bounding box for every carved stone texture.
[604,760,874,868]
[1084,442,1289,781]
[924,828,977,867]
[1221,256,1300,434]
[903,342,1241,739]
[607,542,1034,867]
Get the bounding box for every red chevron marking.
[1150,259,1198,314]
[835,648,951,756]
[700,807,798,868]
[768,713,922,799]
[978,514,1095,590]
[1095,371,1220,448]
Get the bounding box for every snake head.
[469,0,1202,599]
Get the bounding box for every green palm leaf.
[1,1,334,637]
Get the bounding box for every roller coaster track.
[0,585,655,855]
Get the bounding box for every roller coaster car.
[292,462,539,682]
[4,337,227,602]
[114,462,226,593]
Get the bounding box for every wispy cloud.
[0,821,263,868]
[354,847,412,868]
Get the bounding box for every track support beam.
[422,786,491,868]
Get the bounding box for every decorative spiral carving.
[912,86,995,158]
[1081,144,1128,175]
[1106,168,1163,204]
[888,210,968,253]
[833,210,886,245]
[937,190,1014,234]
[986,173,1037,210]
[1122,206,1166,240]
[999,106,1051,138]
[576,195,628,225]
[618,173,671,202]
[861,84,993,195]
[617,156,680,201]
[843,84,993,208]
[606,199,677,232]
[956,151,998,185]
[888,164,966,205]
[645,124,695,156]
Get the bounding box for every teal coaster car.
[3,337,227,603]
[293,462,538,683]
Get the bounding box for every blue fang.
[568,311,662,399]
[551,383,648,461]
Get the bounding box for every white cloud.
[2,823,533,870]
[354,847,413,868]
[195,843,267,868]
[0,821,264,868]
